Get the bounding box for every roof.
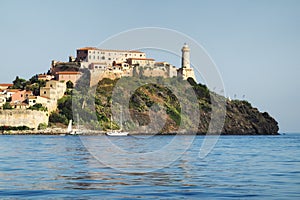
[38,74,51,77]
[56,71,81,75]
[0,83,13,87]
[77,47,144,53]
[28,96,37,99]
[127,58,155,61]
[6,89,22,92]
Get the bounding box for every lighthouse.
[181,43,190,68]
[178,43,196,80]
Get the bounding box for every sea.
[0,134,299,199]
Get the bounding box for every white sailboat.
[106,107,129,136]
[67,119,83,135]
[67,120,76,135]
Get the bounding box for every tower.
[181,43,190,68]
[178,43,196,81]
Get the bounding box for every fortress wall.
[90,70,123,86]
[0,110,49,130]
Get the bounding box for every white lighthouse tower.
[178,43,196,80]
[181,43,190,68]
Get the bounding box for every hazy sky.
[0,0,299,132]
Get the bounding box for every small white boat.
[106,130,129,136]
[67,119,82,135]
[106,107,128,136]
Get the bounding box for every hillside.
[52,75,279,135]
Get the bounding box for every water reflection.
[0,135,299,199]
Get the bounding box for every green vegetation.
[49,95,72,125]
[49,111,68,125]
[66,80,74,89]
[3,102,12,110]
[10,75,46,96]
[27,103,47,112]
[38,123,48,130]
[52,76,278,134]
[0,126,31,131]
[11,76,27,90]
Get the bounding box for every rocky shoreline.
[0,129,280,136]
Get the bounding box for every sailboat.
[67,119,83,135]
[67,120,76,135]
[106,107,129,136]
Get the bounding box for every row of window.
[87,50,144,58]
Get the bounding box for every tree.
[12,76,27,90]
[49,112,68,125]
[38,123,47,130]
[3,102,12,109]
[57,95,73,121]
[28,103,47,112]
[66,80,74,89]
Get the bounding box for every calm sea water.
[0,134,299,199]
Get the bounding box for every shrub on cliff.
[28,103,47,112]
[3,102,12,110]
[38,123,48,130]
[49,112,68,125]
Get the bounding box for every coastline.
[0,129,280,136]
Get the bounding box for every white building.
[40,80,66,102]
[177,43,196,80]
[76,47,146,68]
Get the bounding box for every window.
[140,54,142,57]
[44,91,46,94]
[89,55,91,59]
[33,100,36,103]
[102,56,105,60]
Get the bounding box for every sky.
[0,0,299,132]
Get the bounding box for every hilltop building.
[50,44,196,86]
[177,43,196,80]
[76,47,146,68]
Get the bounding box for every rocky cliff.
[73,76,278,135]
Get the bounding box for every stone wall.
[0,110,49,130]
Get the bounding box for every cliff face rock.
[222,101,279,135]
[77,77,279,135]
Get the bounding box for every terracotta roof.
[77,47,144,53]
[56,71,81,75]
[28,96,37,99]
[127,58,155,61]
[6,89,22,92]
[77,47,99,51]
[38,74,50,77]
[0,83,13,87]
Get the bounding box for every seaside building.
[38,74,54,81]
[55,71,82,86]
[40,80,66,102]
[0,83,13,90]
[27,95,57,112]
[0,96,6,107]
